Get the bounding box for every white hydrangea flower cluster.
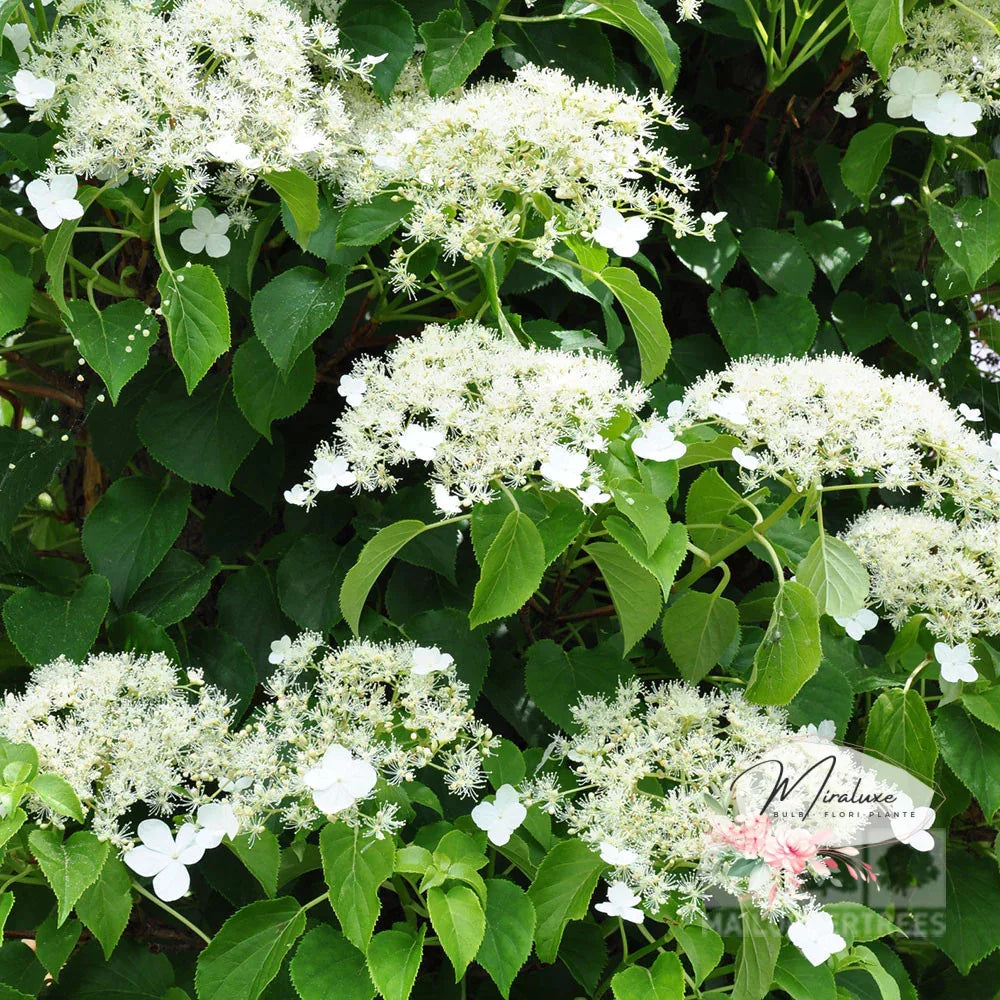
[521,681,795,918]
[341,63,709,268]
[225,633,497,836]
[21,0,370,215]
[674,354,1000,516]
[288,321,648,513]
[842,507,1000,642]
[0,652,234,848]
[890,0,1000,118]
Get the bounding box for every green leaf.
[469,510,546,629]
[48,940,173,999]
[669,222,739,290]
[586,541,662,654]
[672,924,724,986]
[195,897,306,1000]
[263,169,319,250]
[610,479,672,556]
[794,219,871,292]
[227,831,280,899]
[476,879,535,1000]
[2,574,110,666]
[320,823,395,952]
[129,550,221,627]
[427,885,485,980]
[187,627,256,719]
[939,848,1000,974]
[830,291,906,352]
[250,266,346,373]
[290,925,374,1000]
[846,0,906,78]
[865,689,937,784]
[773,941,835,1000]
[0,428,74,537]
[733,901,781,1000]
[962,687,1000,731]
[29,829,109,927]
[600,266,670,384]
[612,951,683,1000]
[892,310,960,373]
[708,287,818,358]
[277,534,357,633]
[738,228,815,296]
[43,186,100,317]
[232,337,315,442]
[137,373,259,491]
[661,590,740,684]
[36,910,82,981]
[418,10,494,96]
[74,854,133,960]
[565,0,679,91]
[30,774,84,822]
[337,193,413,246]
[527,839,605,964]
[81,475,190,607]
[157,264,230,393]
[0,256,34,337]
[338,0,415,101]
[340,519,428,634]
[935,704,1000,819]
[927,196,1000,287]
[605,517,688,601]
[67,299,153,404]
[824,902,901,948]
[366,925,425,1000]
[745,580,821,705]
[841,124,898,202]
[797,533,869,618]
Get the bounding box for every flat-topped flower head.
[676,354,1000,516]
[842,509,1000,642]
[288,321,647,513]
[342,63,707,266]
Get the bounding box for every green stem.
[131,880,212,945]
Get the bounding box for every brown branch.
[0,379,83,409]
[557,604,615,623]
[739,87,773,148]
[0,388,24,429]
[559,568,599,616]
[0,351,77,393]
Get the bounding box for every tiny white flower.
[834,92,857,118]
[957,403,982,422]
[599,842,639,866]
[207,136,260,167]
[701,210,727,226]
[0,110,9,129]
[219,776,253,793]
[412,645,453,675]
[124,819,205,902]
[732,446,761,471]
[284,484,310,506]
[712,395,748,425]
[432,483,463,516]
[471,784,527,846]
[25,176,84,230]
[540,445,589,490]
[594,882,644,923]
[398,425,445,462]
[338,374,367,407]
[313,456,356,490]
[890,794,935,852]
[591,206,650,258]
[578,484,611,508]
[195,802,239,849]
[631,422,686,462]
[11,69,54,108]
[833,607,878,641]
[584,434,607,452]
[302,744,378,815]
[269,634,294,666]
[886,66,941,120]
[800,720,837,742]
[3,23,30,60]
[922,91,981,137]
[787,911,846,966]
[934,641,977,683]
[179,207,231,258]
